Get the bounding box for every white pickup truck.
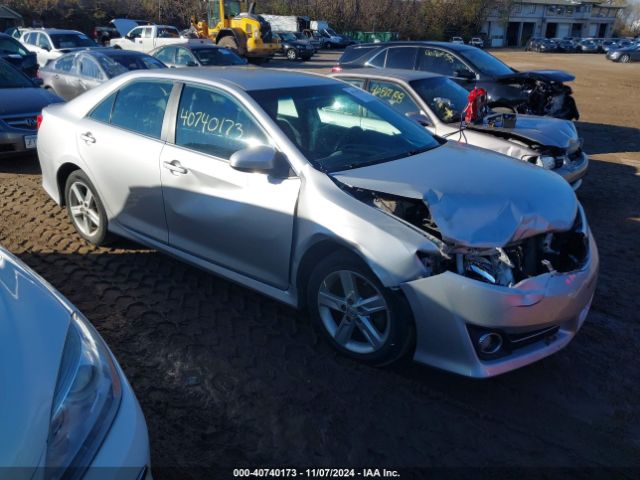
[110,25,187,53]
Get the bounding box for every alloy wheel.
[621,54,630,63]
[287,49,297,60]
[68,180,101,237]
[317,270,390,354]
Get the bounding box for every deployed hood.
[468,114,579,149]
[0,249,71,470]
[110,18,149,37]
[497,69,575,83]
[333,142,578,248]
[0,87,62,116]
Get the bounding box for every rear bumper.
[401,231,599,378]
[0,130,38,158]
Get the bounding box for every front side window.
[458,48,513,76]
[418,48,469,77]
[250,84,440,173]
[410,77,470,123]
[0,59,33,88]
[78,57,103,79]
[367,80,421,116]
[128,28,143,39]
[37,34,52,50]
[154,47,175,64]
[385,47,418,69]
[175,85,268,159]
[110,81,173,138]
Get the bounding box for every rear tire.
[306,251,415,367]
[621,54,630,63]
[64,170,110,246]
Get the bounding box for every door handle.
[163,160,188,175]
[80,132,96,144]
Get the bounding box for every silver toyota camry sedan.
[37,68,599,378]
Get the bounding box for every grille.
[3,114,38,131]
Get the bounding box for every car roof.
[333,68,442,82]
[115,67,336,91]
[88,48,150,58]
[24,29,86,35]
[350,40,480,53]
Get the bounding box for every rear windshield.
[193,47,246,66]
[157,27,180,38]
[50,33,96,49]
[0,60,33,88]
[339,46,378,64]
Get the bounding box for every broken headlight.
[535,155,556,170]
[455,250,516,287]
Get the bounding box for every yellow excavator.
[192,1,279,62]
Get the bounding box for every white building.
[482,0,626,47]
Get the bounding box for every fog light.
[535,155,556,170]
[478,332,503,355]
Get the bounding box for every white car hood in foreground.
[333,141,578,248]
[0,250,70,470]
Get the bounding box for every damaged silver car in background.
[37,69,598,378]
[332,69,588,190]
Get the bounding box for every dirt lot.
[1,51,639,477]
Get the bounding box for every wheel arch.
[56,162,81,206]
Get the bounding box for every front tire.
[621,54,630,63]
[306,252,414,366]
[286,48,298,60]
[64,170,109,245]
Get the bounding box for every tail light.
[331,65,342,73]
[36,114,43,130]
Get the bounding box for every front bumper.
[401,231,599,378]
[555,151,589,190]
[0,130,38,158]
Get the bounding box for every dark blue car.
[0,32,38,78]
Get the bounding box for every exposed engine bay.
[347,187,589,287]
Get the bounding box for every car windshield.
[0,38,28,55]
[50,33,96,49]
[410,77,469,124]
[250,84,441,173]
[279,33,297,41]
[193,47,246,65]
[459,48,514,76]
[0,60,33,88]
[105,54,165,73]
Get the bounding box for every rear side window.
[175,85,268,159]
[54,55,75,73]
[385,47,418,69]
[368,80,421,116]
[110,81,173,138]
[78,57,103,79]
[89,92,117,123]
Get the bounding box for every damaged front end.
[484,71,580,120]
[343,185,589,288]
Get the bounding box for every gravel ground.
[0,51,638,478]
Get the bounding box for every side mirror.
[230,145,279,173]
[406,112,433,127]
[454,68,475,80]
[187,61,198,67]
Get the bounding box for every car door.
[75,80,174,243]
[125,27,145,51]
[159,84,301,289]
[35,33,54,66]
[73,56,105,97]
[46,55,77,100]
[417,47,476,88]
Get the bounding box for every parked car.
[0,59,62,158]
[607,44,640,63]
[602,40,621,53]
[524,37,542,51]
[331,69,588,190]
[294,31,322,52]
[272,31,315,60]
[553,38,579,53]
[39,49,166,101]
[577,39,598,53]
[151,42,247,67]
[533,38,558,52]
[37,68,598,378]
[0,247,150,478]
[20,28,98,66]
[469,37,484,48]
[450,36,464,45]
[110,24,186,53]
[0,32,38,78]
[333,41,580,119]
[4,26,28,40]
